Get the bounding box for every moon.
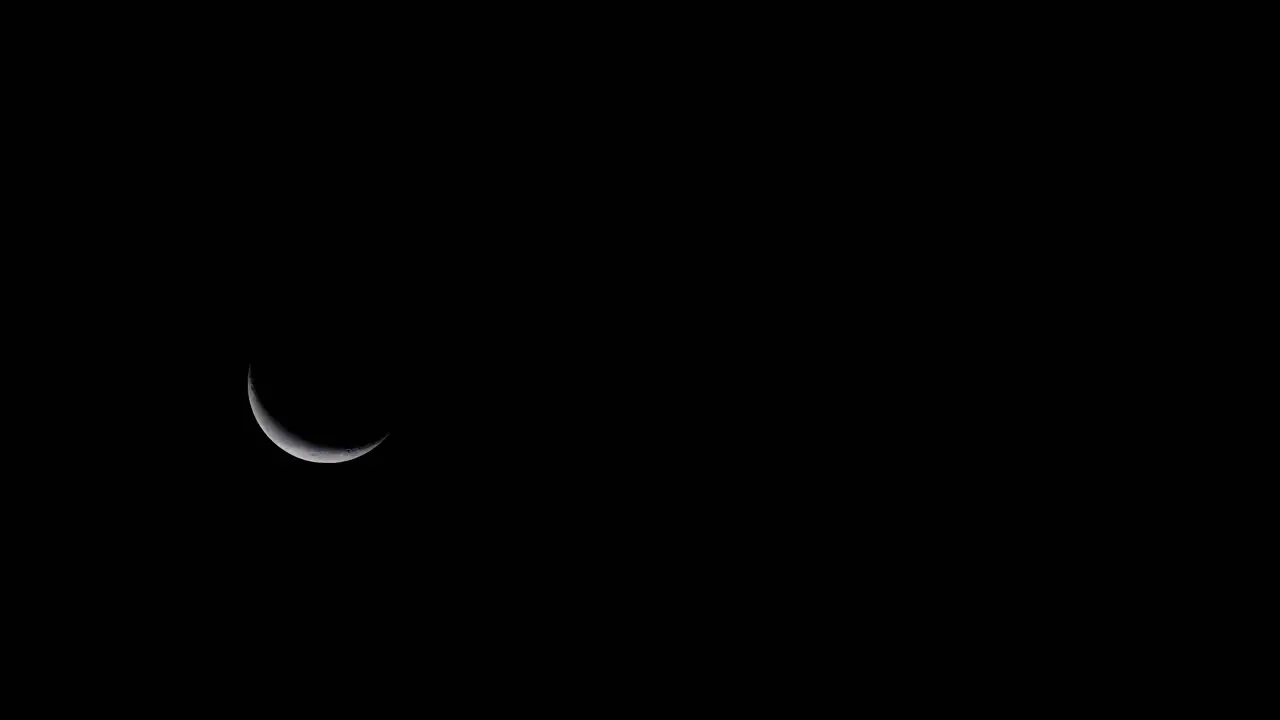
[248,365,389,464]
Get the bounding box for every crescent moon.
[248,367,388,464]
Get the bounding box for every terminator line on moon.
[248,366,389,464]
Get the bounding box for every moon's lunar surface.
[248,361,390,464]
